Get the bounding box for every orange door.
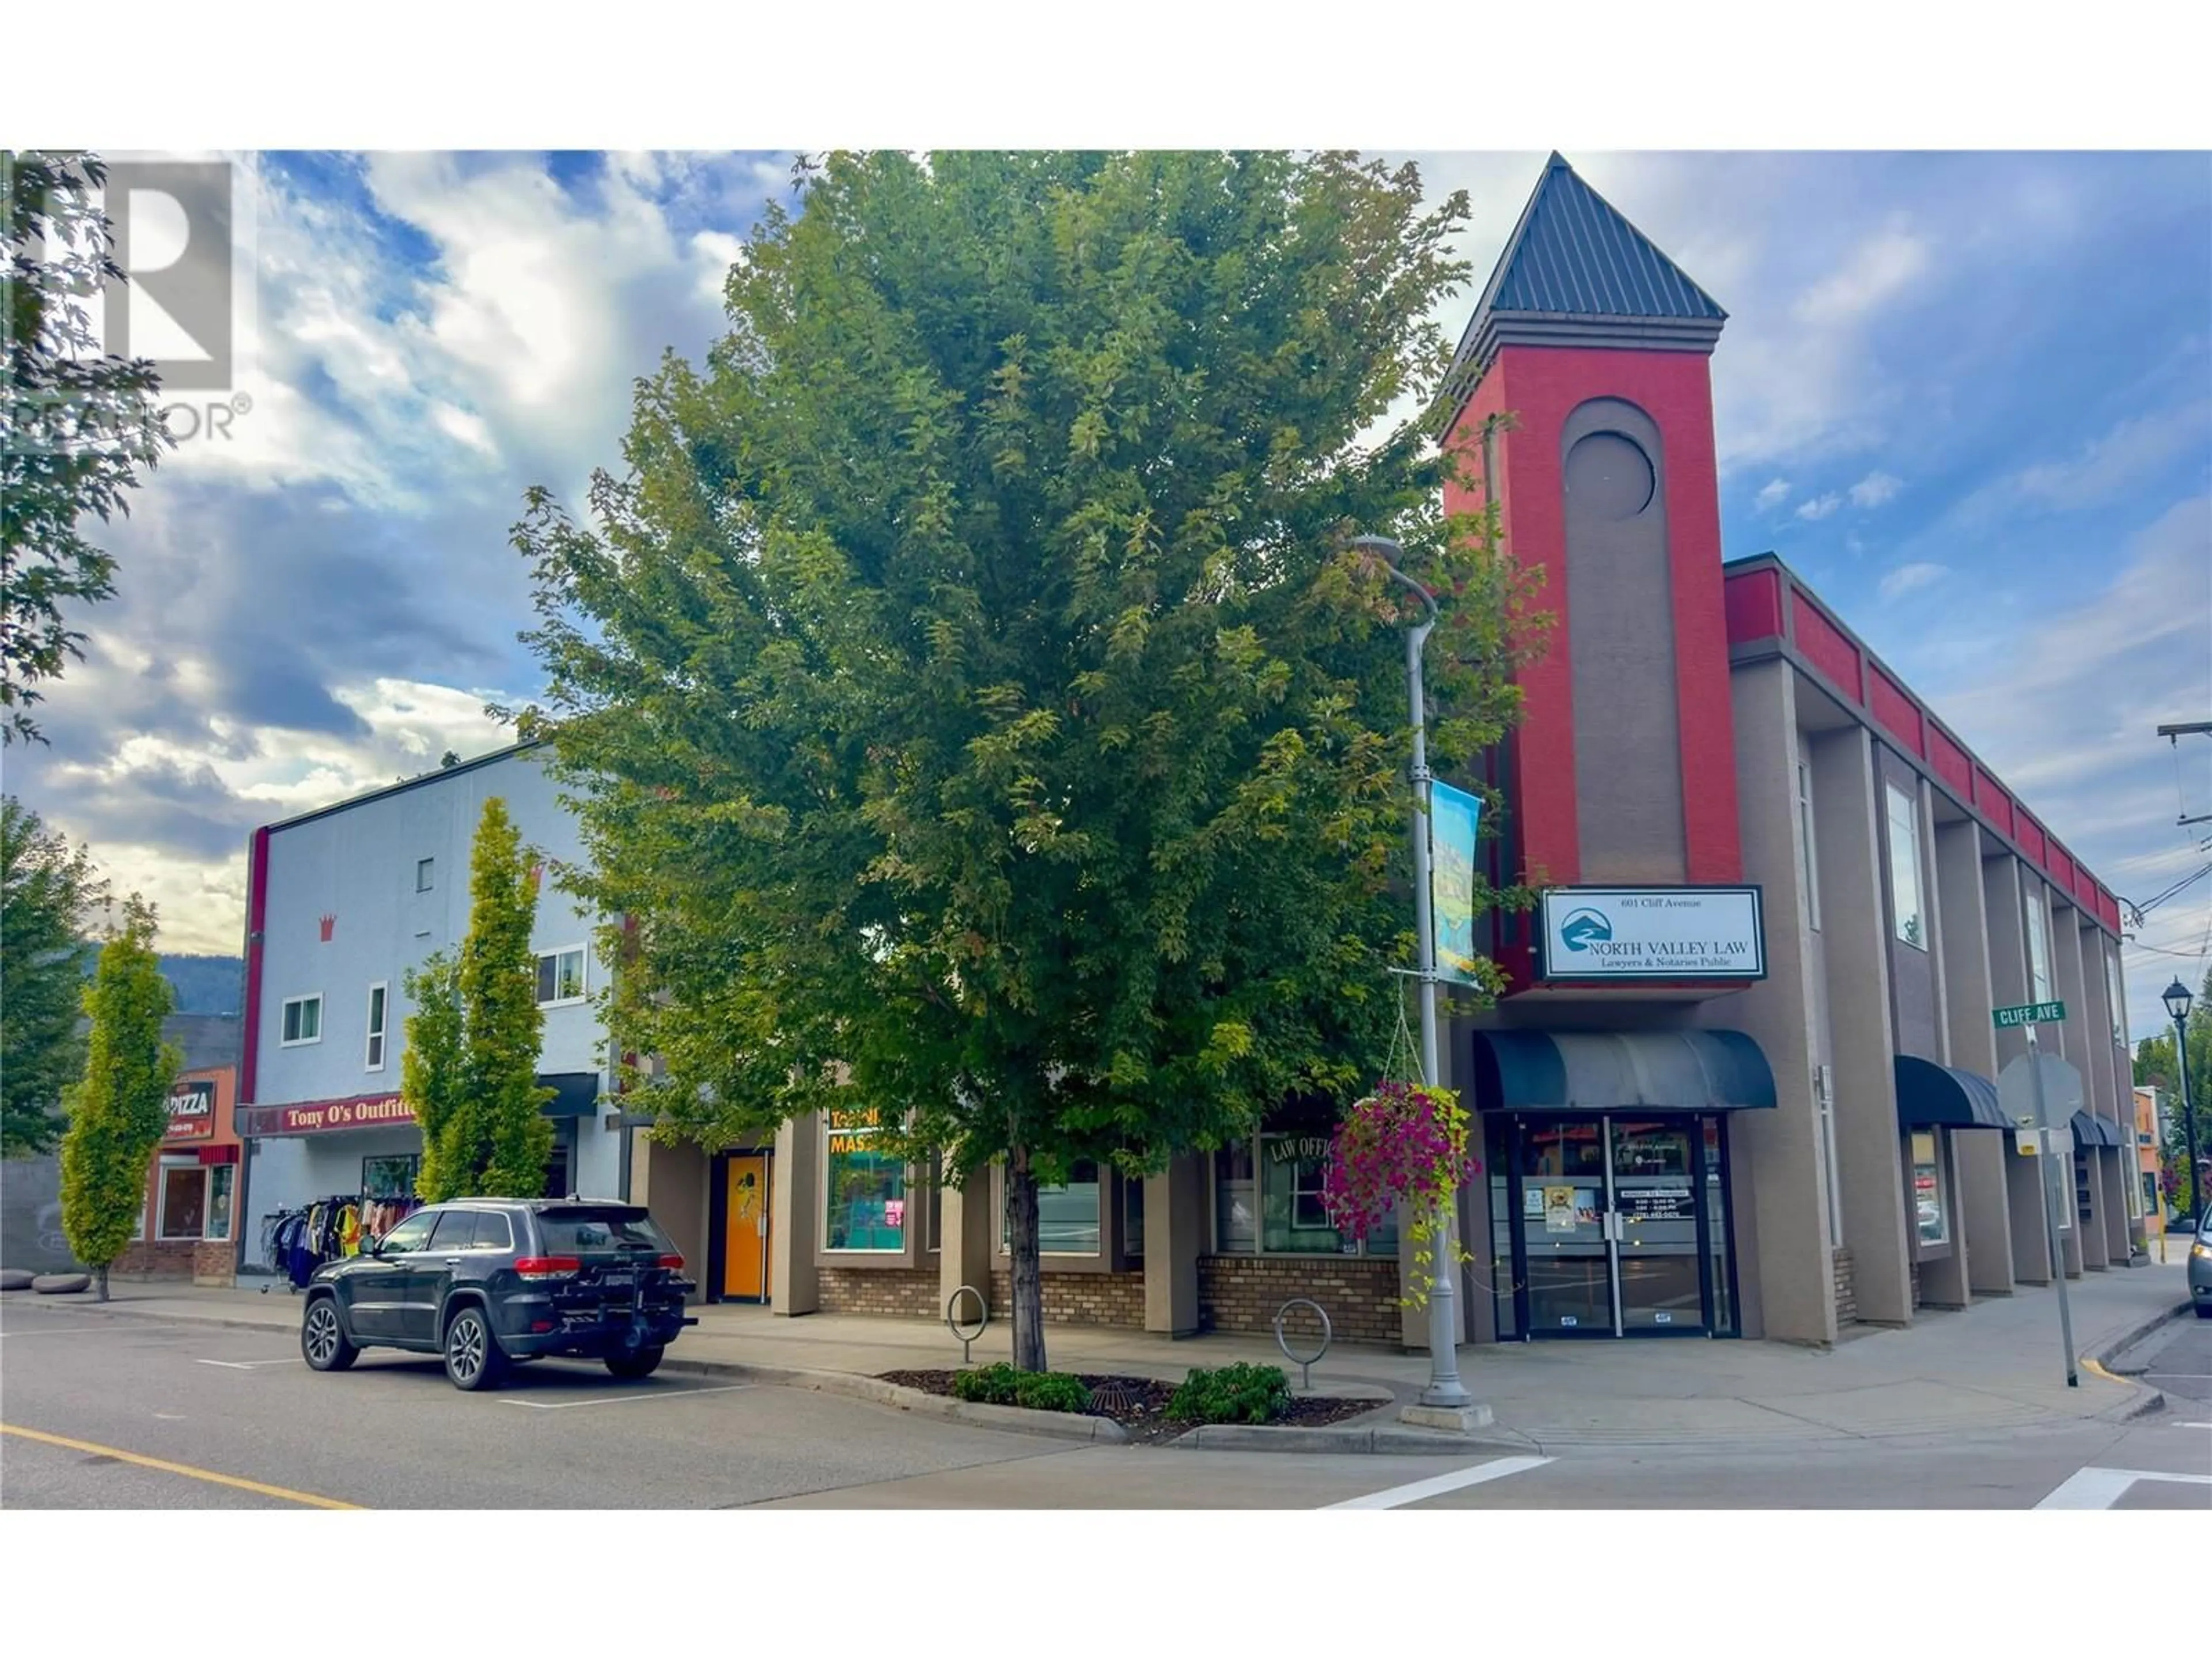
[722,1155,771,1301]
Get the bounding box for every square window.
[535,948,586,1005]
[281,995,322,1046]
[415,857,435,892]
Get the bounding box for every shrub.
[950,1362,1021,1405]
[1166,1362,1292,1425]
[1012,1371,1093,1414]
[950,1362,1092,1414]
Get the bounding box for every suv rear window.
[536,1207,672,1255]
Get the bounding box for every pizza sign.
[165,1079,217,1141]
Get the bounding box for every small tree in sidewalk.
[408,797,553,1203]
[58,895,181,1299]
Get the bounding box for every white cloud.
[1755,478,1791,510]
[2006,402,2211,511]
[1793,222,1931,328]
[1849,470,1902,508]
[1796,493,1842,520]
[1879,561,1947,600]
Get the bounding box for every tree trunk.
[95,1263,109,1303]
[1006,1142,1047,1373]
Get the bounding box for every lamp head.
[2164,977,2193,1025]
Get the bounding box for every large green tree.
[2,151,172,745]
[58,895,180,1298]
[2134,967,2211,1218]
[2,795,110,1155]
[512,150,1530,1370]
[408,797,554,1202]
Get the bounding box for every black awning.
[2069,1110,2118,1149]
[539,1072,603,1119]
[1468,1029,1777,1115]
[1895,1056,2010,1131]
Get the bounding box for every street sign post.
[1997,997,2077,1390]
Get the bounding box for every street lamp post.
[2163,978,2201,1228]
[1354,534,1472,1413]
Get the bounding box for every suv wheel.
[604,1345,664,1380]
[301,1297,358,1372]
[443,1305,505,1391]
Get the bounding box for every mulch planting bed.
[876,1369,1382,1446]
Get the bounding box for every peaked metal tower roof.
[1445,153,1728,411]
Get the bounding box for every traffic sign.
[1993,999,2066,1029]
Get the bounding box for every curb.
[4,1298,301,1339]
[655,1356,1130,1444]
[1173,1419,1538,1456]
[2092,1301,2190,1373]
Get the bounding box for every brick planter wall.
[987,1269,1146,1329]
[193,1240,235,1286]
[1832,1247,1857,1327]
[111,1239,198,1279]
[817,1267,940,1319]
[1198,1255,1402,1346]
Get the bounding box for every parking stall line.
[1323,1455,1554,1510]
[0,1422,364,1510]
[194,1358,304,1370]
[498,1384,752,1410]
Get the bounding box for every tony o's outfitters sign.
[236,1093,416,1138]
[1539,887,1766,982]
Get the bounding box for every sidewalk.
[14,1259,2189,1450]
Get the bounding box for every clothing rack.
[257,1192,423,1291]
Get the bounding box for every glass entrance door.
[1505,1113,1734,1339]
[1608,1119,1705,1334]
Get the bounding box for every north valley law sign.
[235,1093,416,1138]
[1537,887,1767,982]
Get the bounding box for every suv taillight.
[657,1253,685,1270]
[514,1256,582,1281]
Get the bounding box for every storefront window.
[1208,1135,1399,1258]
[2025,894,2052,1003]
[206,1164,235,1241]
[1911,1130,1947,1247]
[1003,1161,1101,1255]
[362,1155,419,1200]
[825,1108,905,1251]
[158,1162,206,1240]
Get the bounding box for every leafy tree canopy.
[511,150,1536,1363]
[2,794,109,1156]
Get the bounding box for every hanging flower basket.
[1321,1079,1480,1310]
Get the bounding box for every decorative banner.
[164,1079,217,1142]
[1538,886,1766,981]
[1429,780,1484,986]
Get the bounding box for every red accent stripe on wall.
[2016,812,2047,866]
[1974,767,2014,837]
[2049,844,2074,899]
[239,825,271,1105]
[1927,724,1972,799]
[1868,665,1926,756]
[1790,591,1863,702]
[1724,568,1784,643]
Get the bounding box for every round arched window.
[1564,430,1656,520]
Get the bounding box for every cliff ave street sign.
[1993,1000,2066,1029]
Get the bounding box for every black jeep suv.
[300,1199,698,1391]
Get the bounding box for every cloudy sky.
[9,148,2209,1039]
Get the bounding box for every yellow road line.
[1,1423,363,1510]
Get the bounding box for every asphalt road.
[3,1301,2206,1509]
[2111,1309,2212,1403]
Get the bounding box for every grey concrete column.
[1698,661,1833,1343]
[1934,819,2013,1293]
[938,1168,996,1317]
[1985,855,2054,1281]
[770,1112,820,1315]
[1142,1153,1205,1336]
[2052,915,2108,1271]
[2071,919,2136,1264]
[1810,724,1911,1324]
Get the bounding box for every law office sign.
[1538,887,1766,982]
